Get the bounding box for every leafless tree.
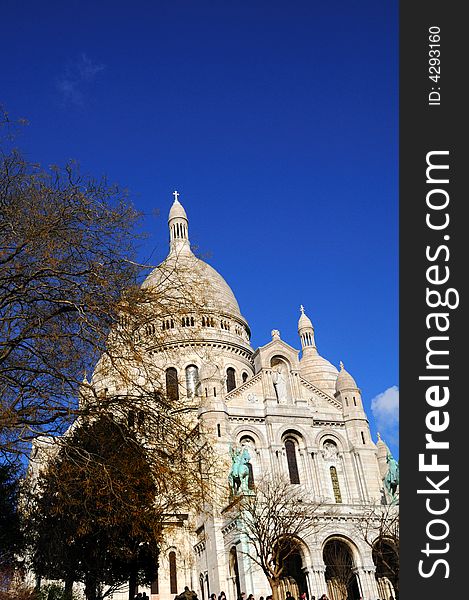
[354,503,399,598]
[229,476,331,600]
[0,131,214,464]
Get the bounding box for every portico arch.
[277,538,309,599]
[372,537,399,599]
[322,537,360,600]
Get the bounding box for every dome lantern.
[168,191,191,255]
[298,305,316,351]
[298,307,338,394]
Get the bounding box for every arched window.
[330,466,342,503]
[166,367,179,402]
[242,371,248,383]
[169,551,178,594]
[185,365,199,398]
[240,435,256,489]
[226,367,236,392]
[285,439,300,484]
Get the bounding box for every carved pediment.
[225,372,263,404]
[299,376,342,411]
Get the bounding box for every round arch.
[322,536,361,600]
[372,536,399,600]
[275,536,310,600]
[275,425,310,447]
[314,430,348,452]
[231,425,267,448]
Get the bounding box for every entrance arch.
[278,541,308,599]
[372,538,399,599]
[323,539,360,600]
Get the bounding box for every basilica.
[111,195,399,600]
[35,195,398,600]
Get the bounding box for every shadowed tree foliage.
[0,462,23,586]
[26,416,162,600]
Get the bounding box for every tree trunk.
[85,573,98,600]
[270,579,282,600]
[64,576,74,600]
[129,567,137,600]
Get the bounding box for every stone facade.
[89,196,399,600]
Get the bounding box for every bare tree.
[354,503,399,598]
[0,136,214,463]
[0,142,145,459]
[229,476,330,600]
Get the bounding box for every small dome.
[168,197,188,221]
[376,432,388,453]
[298,306,313,331]
[335,362,359,392]
[376,433,390,478]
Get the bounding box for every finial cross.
[300,304,305,313]
[173,190,180,202]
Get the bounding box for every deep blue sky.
[2,0,398,456]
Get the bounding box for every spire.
[336,361,359,392]
[298,305,316,351]
[168,191,191,254]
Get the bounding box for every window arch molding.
[232,425,266,448]
[276,426,309,448]
[281,431,304,485]
[226,365,237,393]
[268,353,293,370]
[274,535,311,568]
[314,430,347,453]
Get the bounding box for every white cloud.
[56,53,105,107]
[371,385,399,440]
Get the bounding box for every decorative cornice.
[313,419,346,427]
[221,520,238,537]
[150,340,254,361]
[229,416,265,424]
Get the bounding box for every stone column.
[308,567,327,599]
[353,565,379,600]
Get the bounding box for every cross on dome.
[300,304,305,313]
[173,190,180,201]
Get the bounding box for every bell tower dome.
[168,190,191,255]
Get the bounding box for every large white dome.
[142,250,242,319]
[139,196,252,351]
